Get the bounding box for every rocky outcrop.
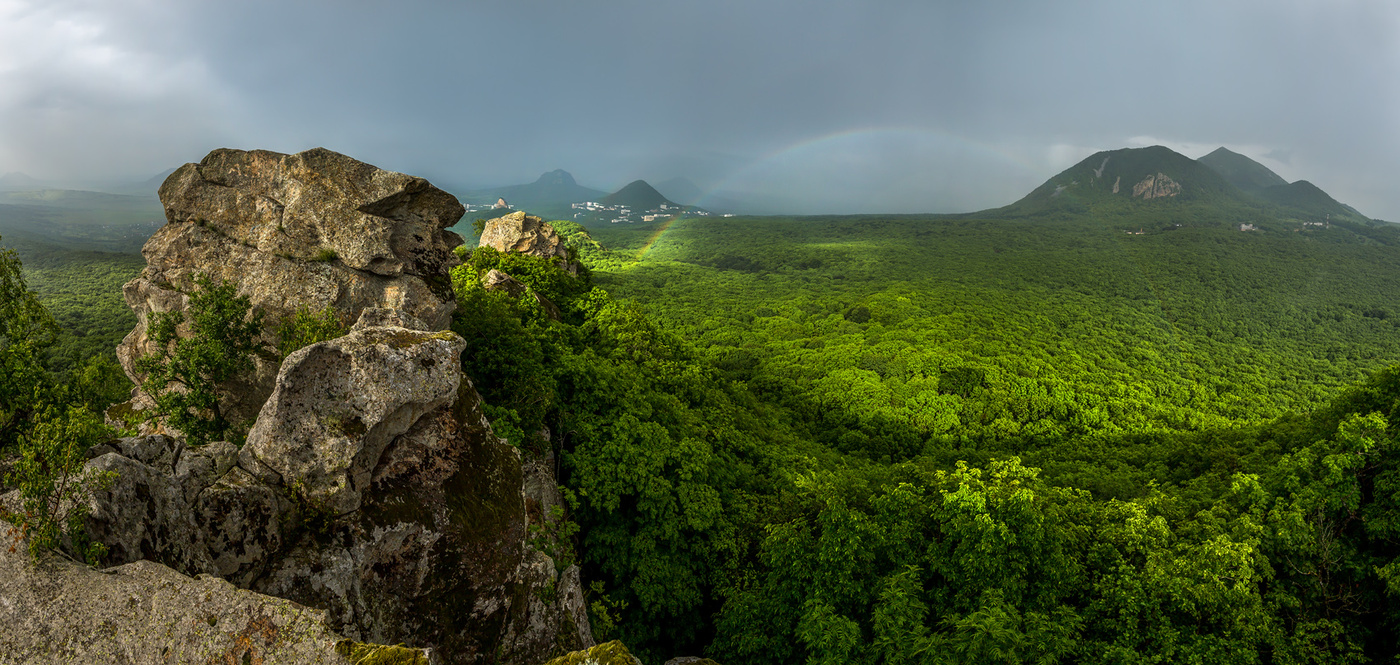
[240,326,467,515]
[78,326,591,662]
[1131,172,1181,199]
[478,211,578,274]
[0,539,433,664]
[117,147,465,427]
[38,148,595,664]
[158,148,463,278]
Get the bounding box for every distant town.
[462,195,736,224]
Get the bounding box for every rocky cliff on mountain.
[5,148,593,663]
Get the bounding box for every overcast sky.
[1,0,1396,217]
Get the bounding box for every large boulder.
[239,326,468,515]
[158,147,463,278]
[251,376,593,662]
[478,211,578,274]
[0,539,434,664]
[117,147,465,427]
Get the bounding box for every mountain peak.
[533,169,578,187]
[1197,147,1288,192]
[1006,145,1239,213]
[602,179,675,210]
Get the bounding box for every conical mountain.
[492,169,607,208]
[1197,147,1288,192]
[602,180,675,210]
[1004,145,1243,214]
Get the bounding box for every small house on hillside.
[1240,223,1257,232]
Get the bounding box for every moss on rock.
[543,640,644,665]
[334,639,431,664]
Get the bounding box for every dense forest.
[447,205,1400,663]
[7,150,1400,662]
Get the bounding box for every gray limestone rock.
[239,326,467,516]
[0,540,435,664]
[117,147,463,429]
[158,147,464,278]
[478,211,579,274]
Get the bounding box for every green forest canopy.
[7,174,1400,662]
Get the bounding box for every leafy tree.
[0,239,57,447]
[135,275,264,445]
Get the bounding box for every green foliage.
[311,247,338,262]
[586,580,630,643]
[277,306,348,357]
[17,250,142,378]
[0,238,58,448]
[2,404,116,563]
[135,275,265,445]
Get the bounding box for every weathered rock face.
[117,147,464,427]
[478,211,578,274]
[80,324,591,663]
[58,149,594,663]
[253,380,592,662]
[159,147,464,278]
[240,326,467,515]
[0,539,434,664]
[1131,172,1182,199]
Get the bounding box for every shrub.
[2,404,116,563]
[277,306,348,357]
[136,275,265,446]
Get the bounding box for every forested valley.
[5,147,1400,663]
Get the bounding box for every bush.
[136,275,265,446]
[2,404,115,563]
[277,306,348,357]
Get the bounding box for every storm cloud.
[1,0,1397,217]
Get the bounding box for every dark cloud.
[1,0,1397,218]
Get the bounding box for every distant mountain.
[602,180,674,210]
[466,169,606,219]
[655,177,703,206]
[1196,147,1368,221]
[143,167,179,191]
[1002,145,1244,215]
[1197,147,1288,192]
[0,172,43,190]
[1258,180,1360,221]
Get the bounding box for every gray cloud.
[1,0,1397,218]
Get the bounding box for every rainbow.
[695,126,1041,211]
[632,127,1044,262]
[634,215,682,260]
